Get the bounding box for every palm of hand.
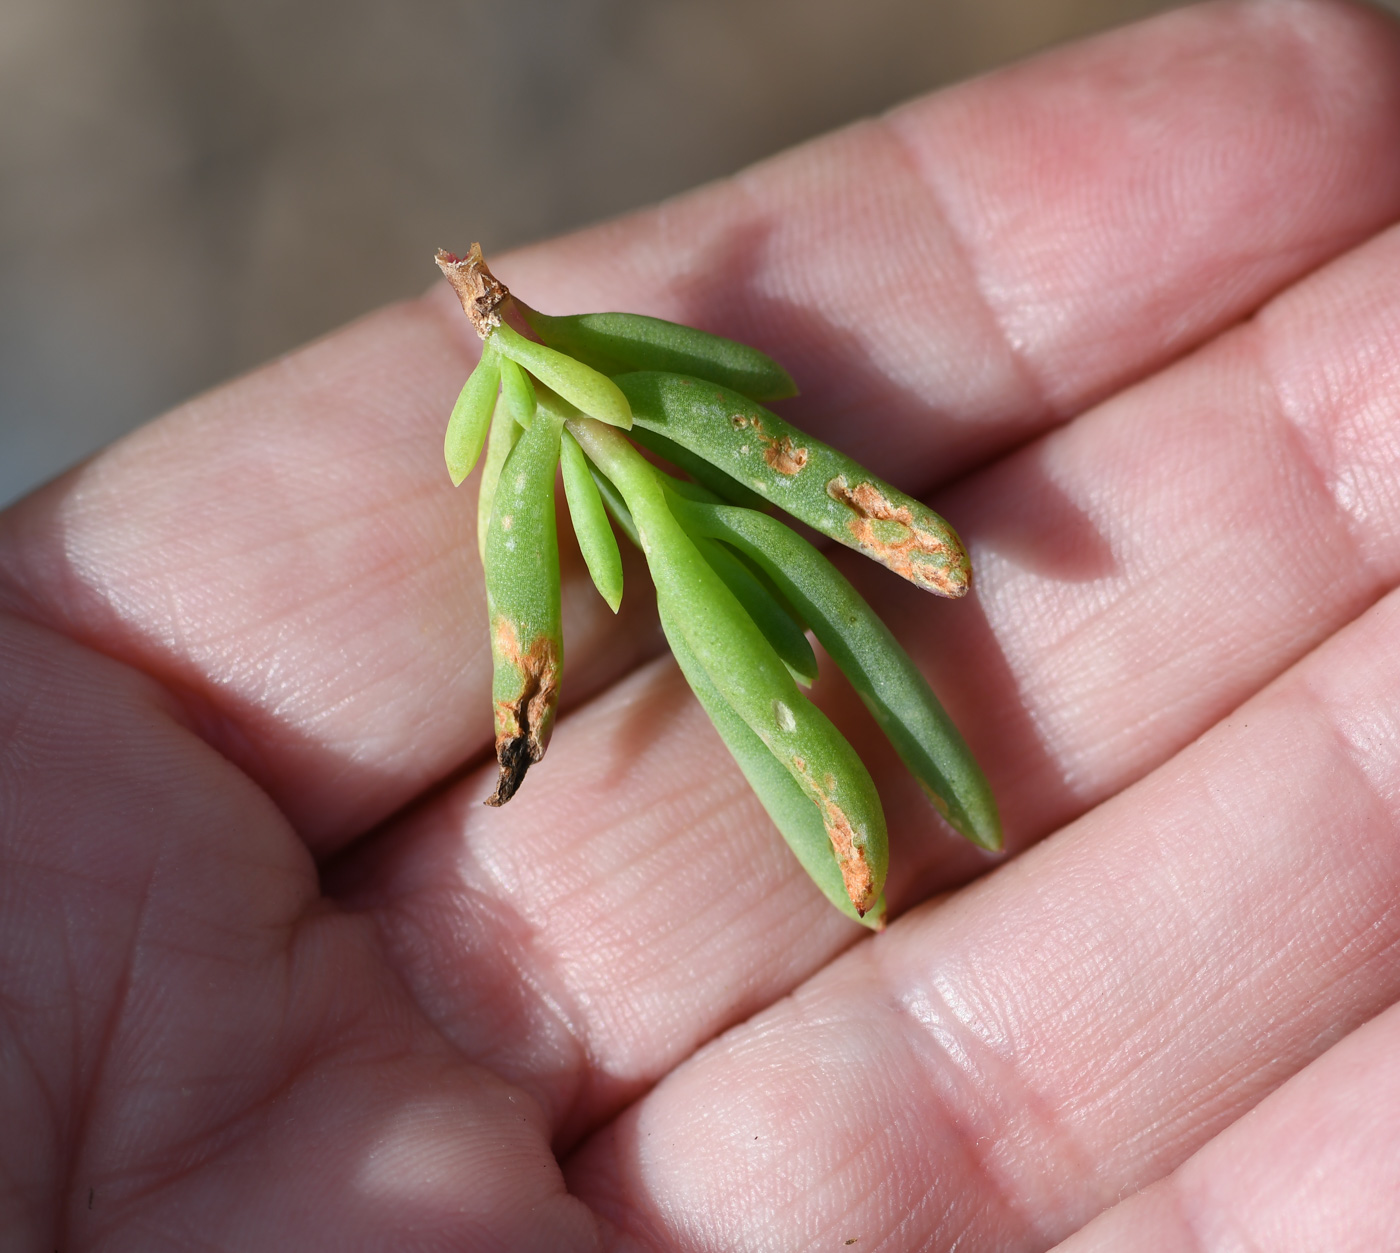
[8,5,1400,1249]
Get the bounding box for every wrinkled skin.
[8,3,1400,1248]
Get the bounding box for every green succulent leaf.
[560,428,624,613]
[661,602,882,929]
[498,355,538,429]
[483,409,565,806]
[670,491,1001,851]
[618,371,971,598]
[445,345,501,486]
[490,324,633,429]
[522,308,797,402]
[565,410,888,914]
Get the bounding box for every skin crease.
[8,0,1400,1248]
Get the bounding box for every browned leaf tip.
[820,795,876,916]
[827,476,970,598]
[435,243,510,339]
[793,755,877,915]
[486,619,561,807]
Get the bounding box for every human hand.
[6,3,1400,1248]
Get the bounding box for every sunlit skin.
[7,2,1400,1247]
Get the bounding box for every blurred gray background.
[3,0,1395,506]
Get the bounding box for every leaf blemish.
[821,794,874,915]
[731,412,807,475]
[792,754,875,914]
[762,435,807,475]
[827,476,968,597]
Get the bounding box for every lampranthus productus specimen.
[435,244,999,925]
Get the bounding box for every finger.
[0,609,599,1251]
[564,580,1400,1250]
[1053,999,1400,1252]
[4,2,1395,858]
[495,0,1400,486]
[330,654,869,1148]
[872,212,1400,886]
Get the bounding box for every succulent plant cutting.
[435,244,1000,928]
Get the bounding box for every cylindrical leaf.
[671,491,1001,851]
[522,308,797,402]
[491,324,633,429]
[560,429,624,613]
[660,602,882,929]
[618,371,971,598]
[498,356,537,429]
[565,411,888,914]
[445,347,500,485]
[483,411,565,806]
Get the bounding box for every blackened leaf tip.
[485,734,534,806]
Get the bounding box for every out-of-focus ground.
[2,0,1394,505]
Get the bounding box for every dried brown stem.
[435,243,510,338]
